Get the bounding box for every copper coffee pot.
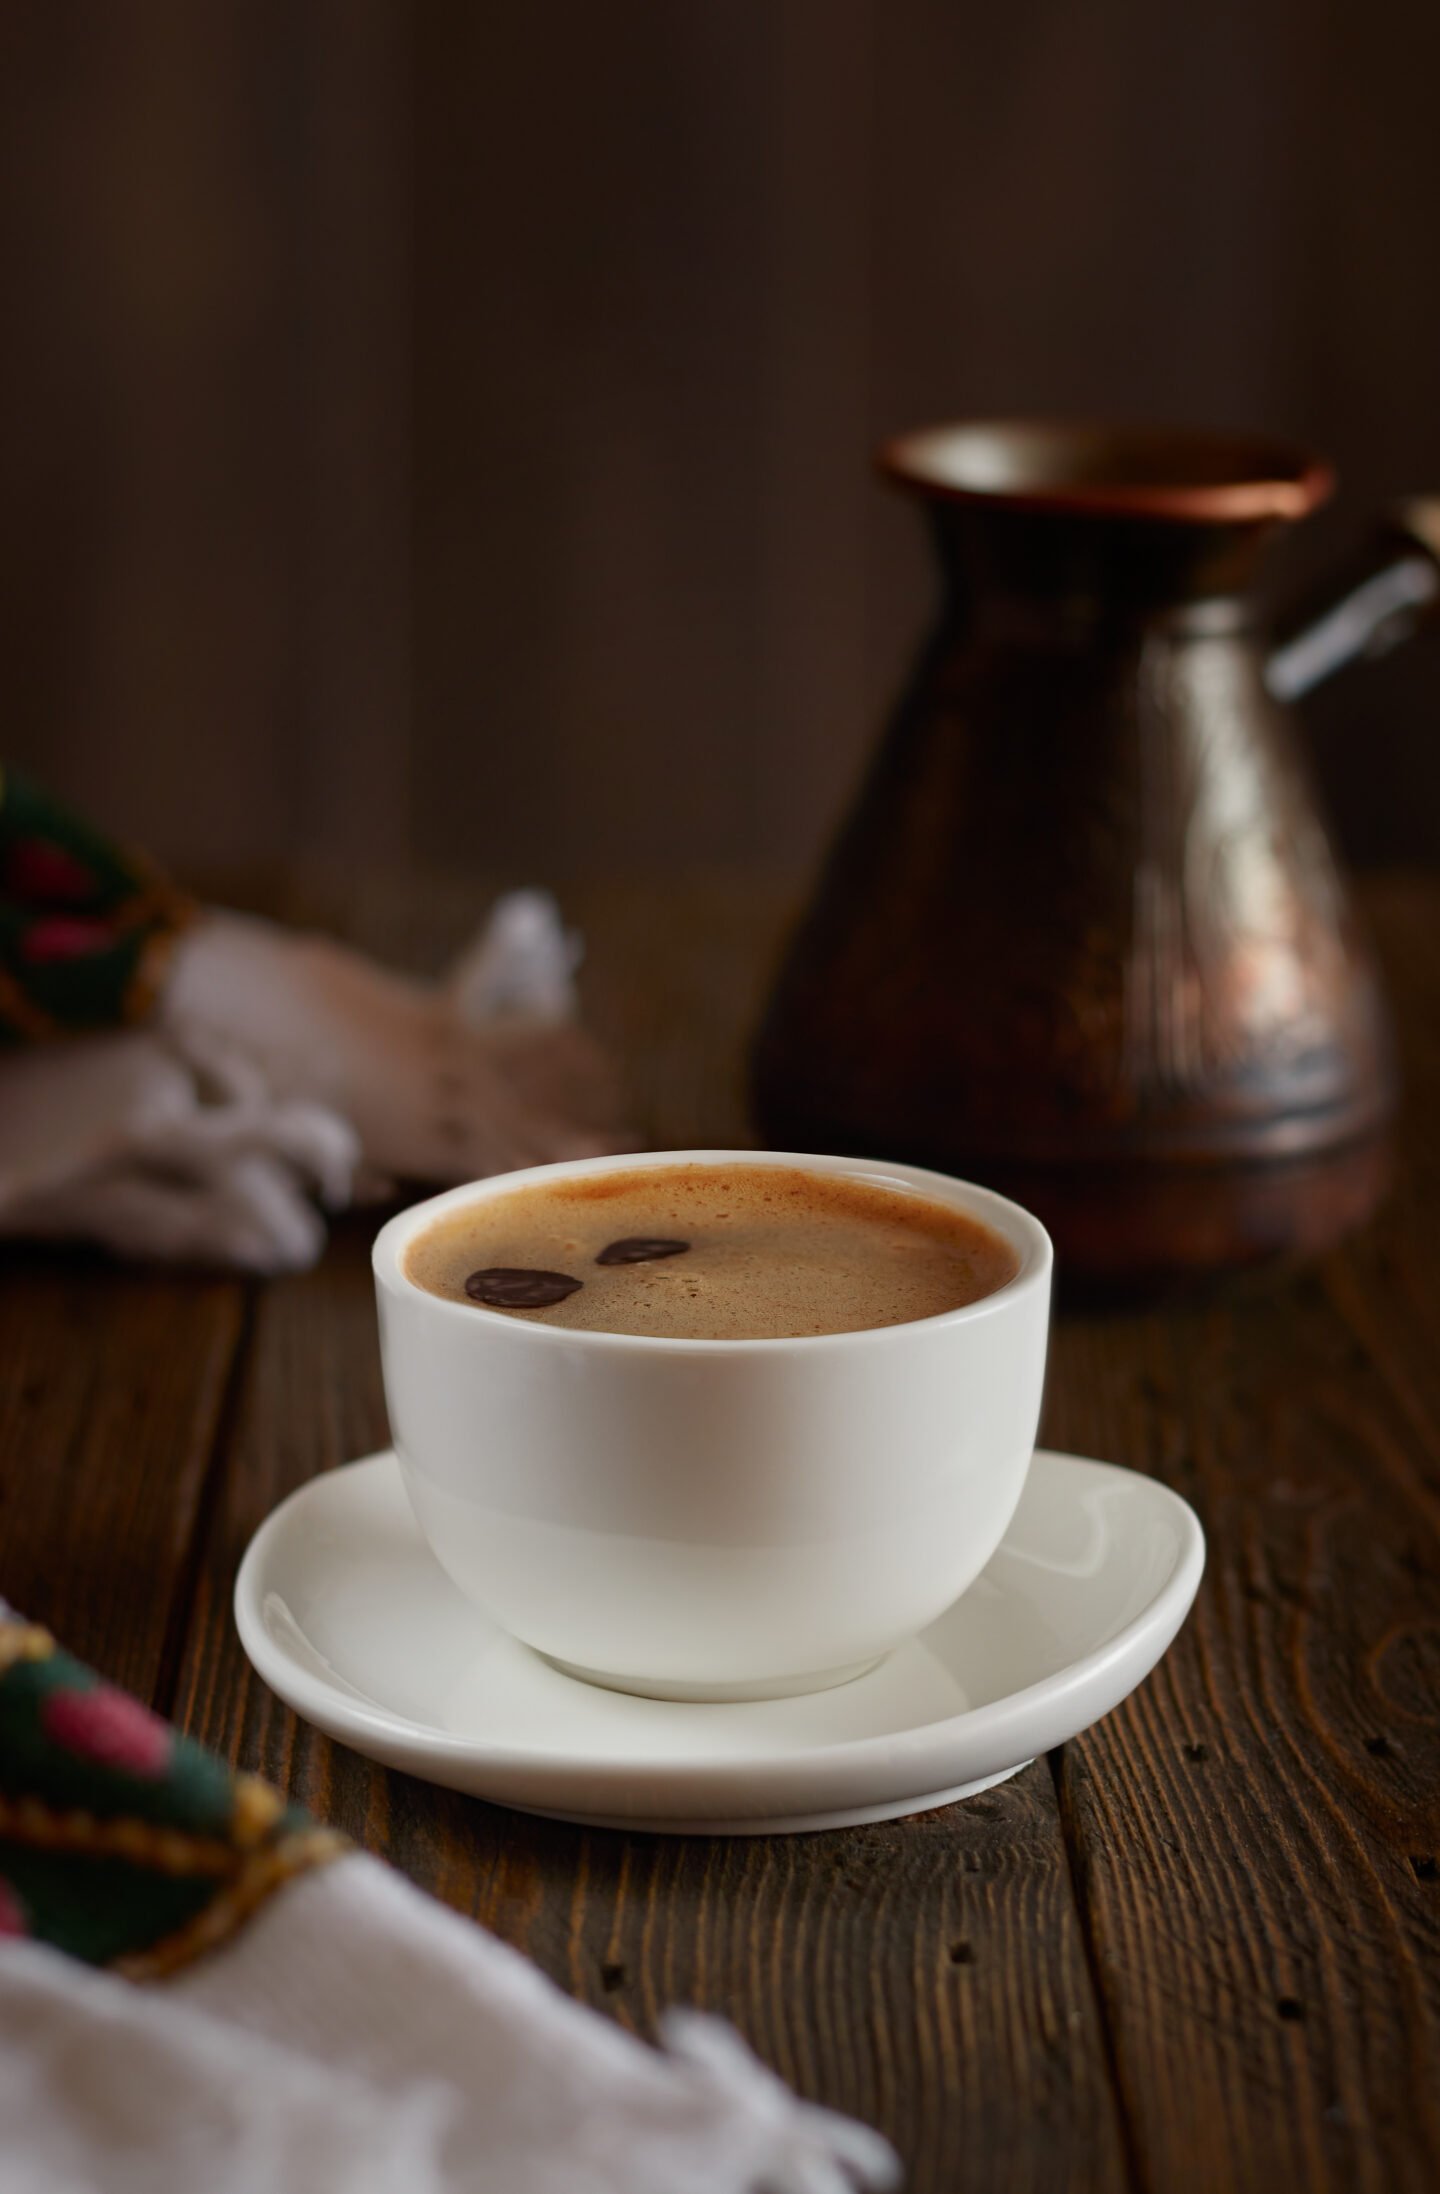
[752,422,1440,1285]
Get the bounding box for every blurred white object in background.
[446,888,583,1023]
[0,1027,356,1272]
[0,894,627,1273]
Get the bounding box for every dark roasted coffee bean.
[464,1267,583,1308]
[595,1238,691,1266]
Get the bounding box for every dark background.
[5,0,1440,882]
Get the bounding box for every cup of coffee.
[373,1150,1052,1701]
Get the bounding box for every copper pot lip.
[878,418,1335,524]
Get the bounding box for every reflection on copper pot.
[753,422,1440,1285]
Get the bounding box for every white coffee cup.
[373,1149,1052,1701]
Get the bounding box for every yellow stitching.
[0,871,192,1039]
[119,910,193,1026]
[0,1794,237,1875]
[0,1625,55,1674]
[105,878,195,942]
[231,1775,285,1849]
[115,1829,350,1981]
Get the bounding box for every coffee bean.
[595,1238,691,1265]
[464,1268,583,1308]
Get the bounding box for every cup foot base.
[537,1651,886,1703]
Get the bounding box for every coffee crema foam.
[403,1163,1020,1340]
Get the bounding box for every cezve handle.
[1266,498,1440,702]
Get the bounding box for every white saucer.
[235,1448,1204,1835]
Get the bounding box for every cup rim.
[372,1149,1053,1353]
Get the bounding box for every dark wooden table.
[3,874,1438,2194]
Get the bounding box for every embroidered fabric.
[0,1604,897,2192]
[0,894,627,1273]
[0,1858,900,2192]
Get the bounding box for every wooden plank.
[413,1,778,877]
[173,1224,1131,2191]
[0,1,410,874]
[291,0,412,862]
[1040,881,1440,2194]
[453,1776,1129,2194]
[168,1218,395,1834]
[0,1252,245,1699]
[170,877,1132,2194]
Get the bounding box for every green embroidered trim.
[0,769,194,1044]
[0,1616,346,1975]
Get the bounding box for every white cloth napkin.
[0,1025,359,1272]
[0,893,626,1273]
[0,1853,899,2194]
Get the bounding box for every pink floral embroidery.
[19,916,114,965]
[0,1879,27,1938]
[43,1685,172,1778]
[4,838,97,904]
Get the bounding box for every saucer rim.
[234,1447,1205,1808]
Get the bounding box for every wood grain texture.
[167,872,1130,2194]
[410,0,1440,876]
[168,1220,419,1867]
[1,0,407,870]
[1041,879,1440,2194]
[0,1251,244,1697]
[183,1478,1130,2190]
[22,871,1438,2192]
[8,6,1440,878]
[450,1779,1129,2194]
